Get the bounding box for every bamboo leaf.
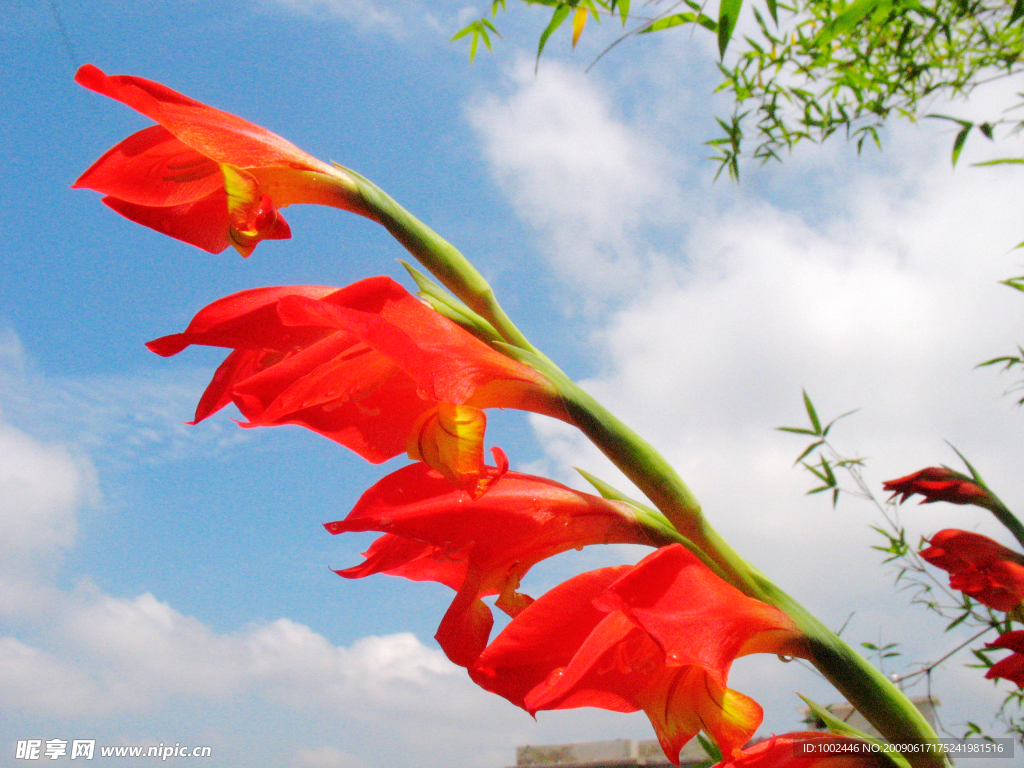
[572,6,588,47]
[822,409,858,437]
[537,4,571,66]
[819,0,881,42]
[718,0,744,56]
[951,124,972,166]
[1012,0,1024,24]
[794,440,825,464]
[803,389,822,434]
[639,12,698,32]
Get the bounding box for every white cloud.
[471,60,1024,740]
[468,59,686,292]
[256,0,448,37]
[0,360,519,765]
[0,329,253,470]
[0,408,94,617]
[0,422,86,564]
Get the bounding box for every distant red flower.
[74,64,365,256]
[714,732,883,768]
[470,545,804,765]
[883,467,992,507]
[985,631,1024,687]
[147,276,565,496]
[920,529,1024,612]
[326,458,655,667]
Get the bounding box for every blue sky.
[4,1,1024,766]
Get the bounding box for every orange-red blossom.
[883,467,993,508]
[470,545,806,765]
[147,276,566,497]
[985,631,1024,687]
[74,64,366,257]
[713,732,885,768]
[919,529,1024,612]
[326,459,658,667]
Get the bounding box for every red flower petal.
[145,285,337,357]
[883,467,991,506]
[719,732,881,768]
[327,462,647,666]
[470,545,802,764]
[102,189,231,254]
[74,125,222,206]
[75,65,326,171]
[149,278,564,470]
[470,565,630,708]
[75,65,363,257]
[920,529,1024,612]
[985,630,1024,687]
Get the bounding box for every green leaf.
[766,0,778,23]
[803,389,823,434]
[696,734,722,763]
[972,157,1024,166]
[821,409,858,437]
[451,17,500,62]
[951,124,972,166]
[794,440,825,464]
[639,13,696,32]
[718,0,744,56]
[537,4,571,66]
[1001,276,1024,292]
[946,611,971,631]
[1011,0,1024,24]
[819,0,881,41]
[697,14,720,31]
[617,0,630,23]
[776,426,820,435]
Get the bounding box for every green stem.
[561,384,945,767]
[346,170,946,768]
[347,169,534,352]
[559,380,944,766]
[983,497,1024,551]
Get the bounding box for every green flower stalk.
[351,172,948,767]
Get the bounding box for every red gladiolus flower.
[146,276,565,496]
[883,467,992,508]
[920,529,1024,612]
[714,732,883,768]
[986,631,1024,687]
[73,64,366,257]
[325,458,656,667]
[470,545,804,765]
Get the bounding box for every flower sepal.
[796,694,911,768]
[400,260,505,346]
[883,466,994,509]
